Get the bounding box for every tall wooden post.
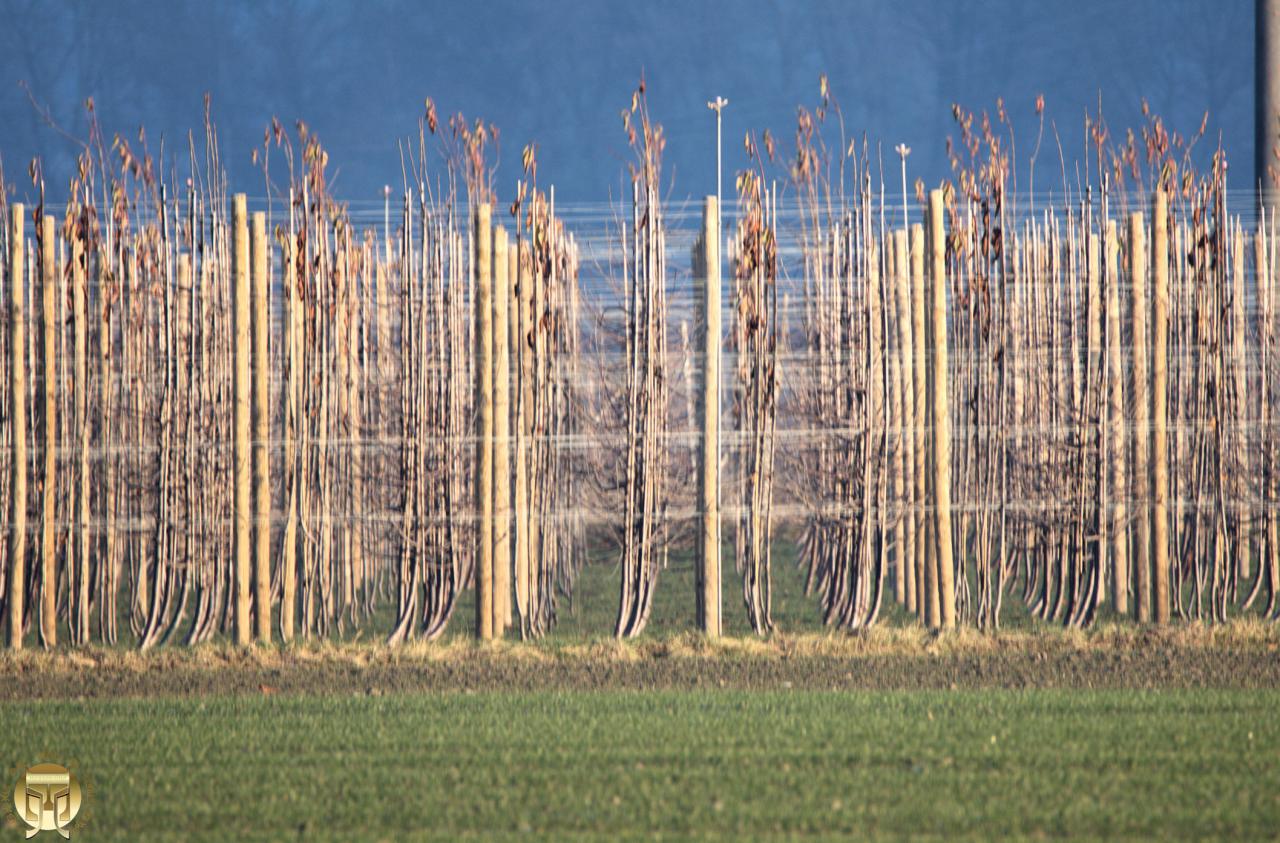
[910,223,931,625]
[892,228,918,615]
[1105,220,1128,614]
[6,205,26,650]
[698,196,722,637]
[492,226,512,635]
[38,214,56,648]
[1152,191,1172,624]
[474,203,495,641]
[232,194,252,646]
[251,212,271,643]
[927,190,955,630]
[506,244,520,628]
[1130,212,1152,623]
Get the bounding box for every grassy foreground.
[3,548,1277,840]
[2,687,1277,841]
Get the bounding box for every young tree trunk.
[72,224,88,645]
[281,238,299,641]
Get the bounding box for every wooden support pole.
[1152,190,1172,625]
[38,214,56,648]
[492,226,512,635]
[251,211,271,644]
[506,243,520,630]
[910,223,931,625]
[892,228,918,615]
[698,195,722,637]
[474,203,495,641]
[1105,220,1128,614]
[6,204,25,650]
[232,194,252,646]
[927,190,955,630]
[1130,212,1152,623]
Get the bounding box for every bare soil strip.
[2,624,1277,700]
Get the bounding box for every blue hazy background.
[0,0,1254,205]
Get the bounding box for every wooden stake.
[251,212,271,643]
[1152,191,1172,625]
[6,204,25,650]
[232,194,252,646]
[698,196,722,637]
[927,190,955,630]
[910,223,931,625]
[1130,212,1151,623]
[1105,220,1128,614]
[506,243,520,630]
[492,226,512,635]
[474,203,494,641]
[892,228,918,615]
[38,214,56,648]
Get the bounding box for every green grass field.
[4,548,1279,840]
[3,688,1277,841]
